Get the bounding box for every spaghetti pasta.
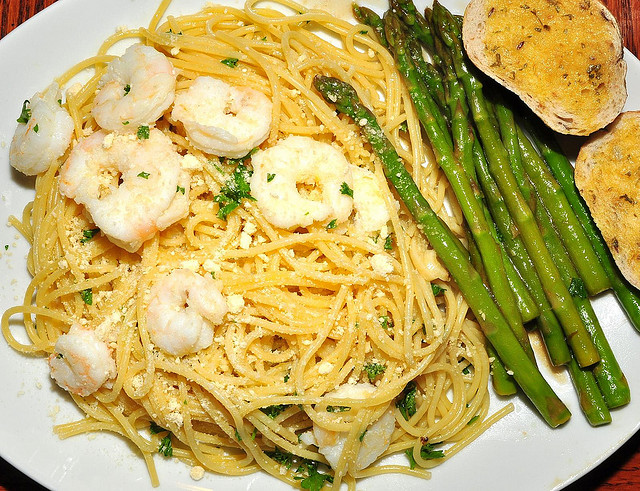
[2,0,510,488]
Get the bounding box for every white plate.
[1,0,639,490]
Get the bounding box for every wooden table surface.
[0,0,639,489]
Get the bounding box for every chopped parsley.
[379,315,393,330]
[384,233,393,250]
[399,121,409,132]
[122,121,130,125]
[265,447,294,468]
[462,364,471,375]
[55,353,64,359]
[396,381,417,421]
[326,405,350,413]
[360,29,368,34]
[214,163,255,220]
[340,181,354,198]
[33,124,39,133]
[260,404,290,419]
[265,448,333,491]
[17,100,31,123]
[176,185,186,194]
[431,284,446,296]
[124,84,131,95]
[137,171,150,179]
[569,277,588,299]
[221,57,239,68]
[405,442,445,468]
[137,125,150,139]
[4,245,8,251]
[235,429,243,441]
[420,442,445,460]
[359,430,367,441]
[326,219,337,230]
[467,415,480,425]
[80,228,100,244]
[149,422,167,434]
[158,435,173,457]
[284,372,290,383]
[57,99,62,106]
[80,288,93,305]
[295,461,333,491]
[267,173,276,182]
[363,362,386,382]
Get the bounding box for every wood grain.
[0,0,639,490]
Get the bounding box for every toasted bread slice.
[463,0,626,136]
[575,111,640,288]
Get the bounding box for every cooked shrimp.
[146,269,228,356]
[313,383,396,473]
[351,166,391,233]
[250,136,353,229]
[48,323,117,397]
[171,76,272,158]
[58,129,189,253]
[9,83,74,176]
[92,43,176,131]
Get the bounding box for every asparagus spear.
[525,117,640,334]
[534,198,630,409]
[352,4,388,47]
[431,0,599,368]
[385,12,538,361]
[390,0,435,51]
[312,74,570,427]
[516,126,611,296]
[467,228,518,395]
[566,356,612,426]
[472,139,571,366]
[451,89,538,324]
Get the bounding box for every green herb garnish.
[137,125,150,139]
[124,84,131,95]
[431,284,446,296]
[17,100,31,124]
[267,173,276,182]
[176,185,186,194]
[326,405,350,413]
[80,288,93,305]
[137,171,150,179]
[396,381,417,421]
[260,404,290,419]
[149,422,167,434]
[158,435,173,457]
[326,219,337,230]
[340,182,354,197]
[221,57,239,68]
[384,233,393,250]
[80,228,100,244]
[214,163,255,220]
[363,362,386,382]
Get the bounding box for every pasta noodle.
[2,0,511,488]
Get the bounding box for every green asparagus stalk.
[516,126,611,296]
[524,117,640,334]
[431,0,599,368]
[352,4,388,47]
[385,12,536,360]
[467,228,518,395]
[566,356,612,426]
[451,96,538,324]
[312,74,570,427]
[534,199,630,409]
[390,0,435,51]
[492,98,535,208]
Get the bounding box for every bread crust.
[575,111,640,289]
[463,0,627,136]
